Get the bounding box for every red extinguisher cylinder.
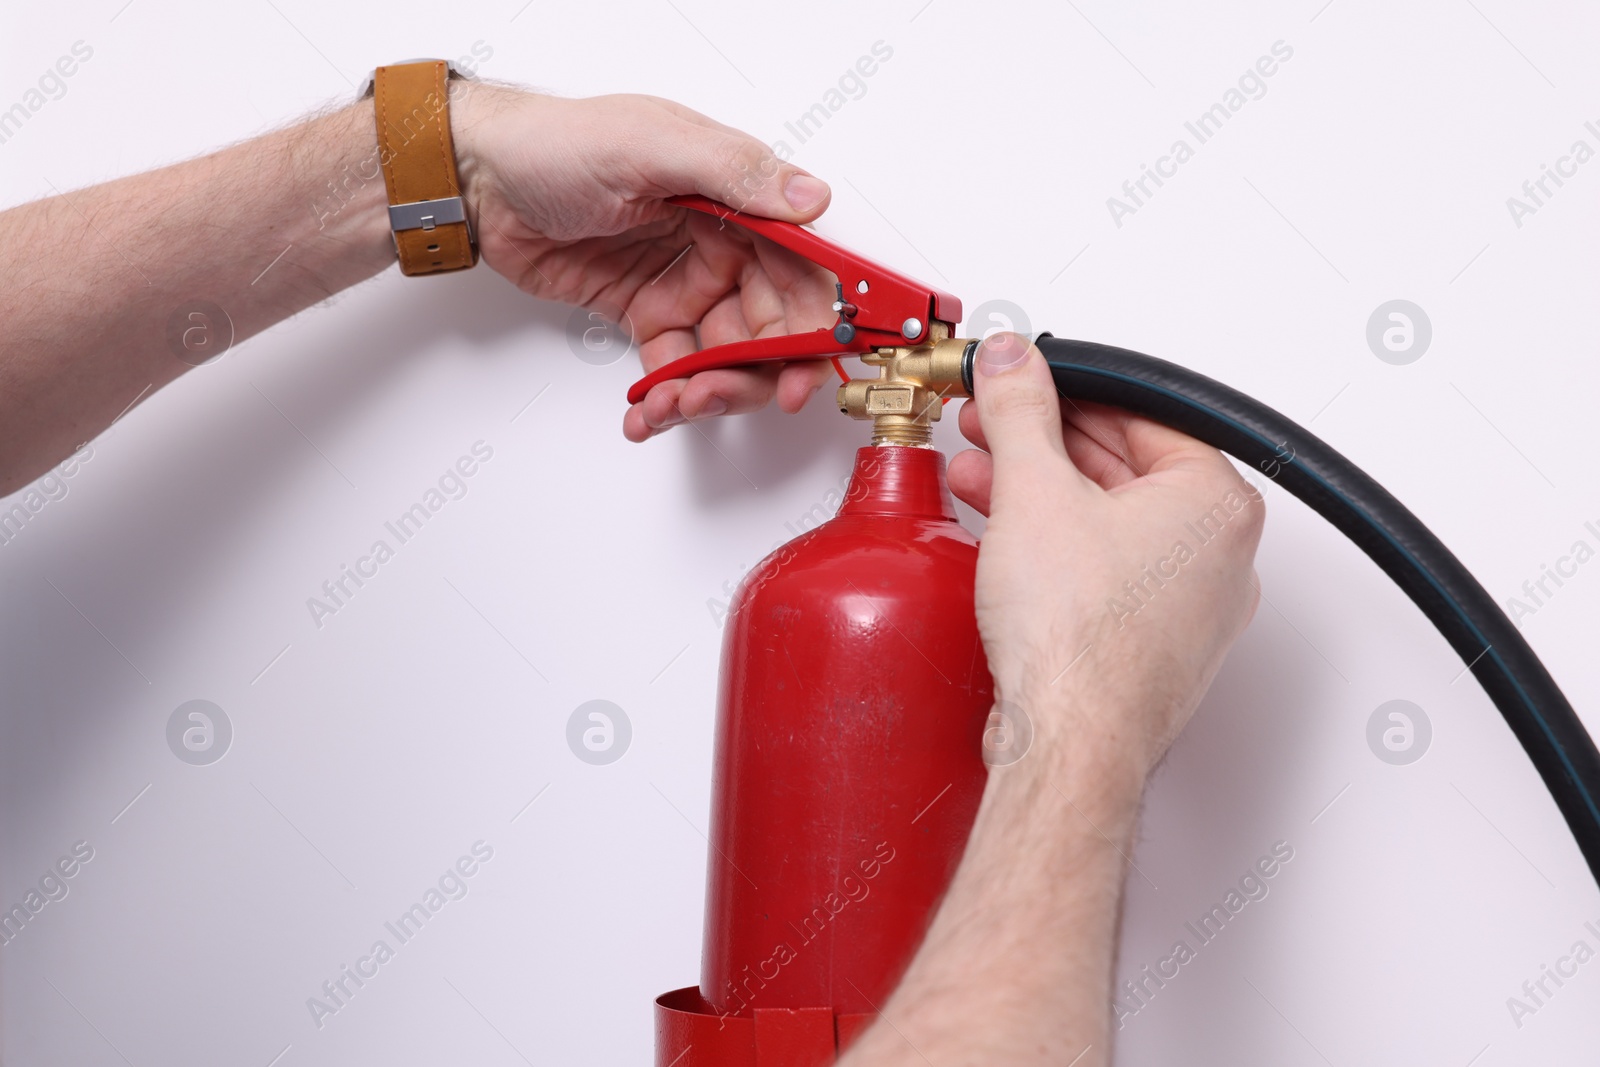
[655,445,994,1065]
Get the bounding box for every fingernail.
[977,333,1027,376]
[655,408,685,429]
[693,397,728,419]
[784,174,829,213]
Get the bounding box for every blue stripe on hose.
[1059,360,1600,833]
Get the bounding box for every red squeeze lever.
[624,195,962,405]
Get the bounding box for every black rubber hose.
[964,334,1600,888]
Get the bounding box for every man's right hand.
[948,332,1266,789]
[838,334,1266,1066]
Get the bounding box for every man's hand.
[950,332,1265,782]
[841,335,1264,1065]
[455,87,839,441]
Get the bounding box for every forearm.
[0,101,393,494]
[842,686,1147,1066]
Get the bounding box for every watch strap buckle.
[388,197,467,233]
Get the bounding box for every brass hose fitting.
[837,327,978,447]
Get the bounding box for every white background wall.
[3,0,1599,1063]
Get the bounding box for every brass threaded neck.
[871,418,934,448]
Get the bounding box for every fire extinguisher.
[635,198,995,1065]
[628,197,1600,1066]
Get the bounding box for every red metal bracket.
[625,196,961,405]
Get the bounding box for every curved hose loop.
[979,335,1600,888]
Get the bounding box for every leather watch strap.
[372,61,477,275]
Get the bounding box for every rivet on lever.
[901,317,923,340]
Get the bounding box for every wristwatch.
[359,59,478,276]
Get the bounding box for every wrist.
[1002,743,1145,840]
[994,680,1151,828]
[448,81,522,239]
[290,100,394,284]
[1004,671,1145,771]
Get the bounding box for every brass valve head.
[837,327,977,447]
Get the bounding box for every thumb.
[971,333,1072,469]
[643,119,831,222]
